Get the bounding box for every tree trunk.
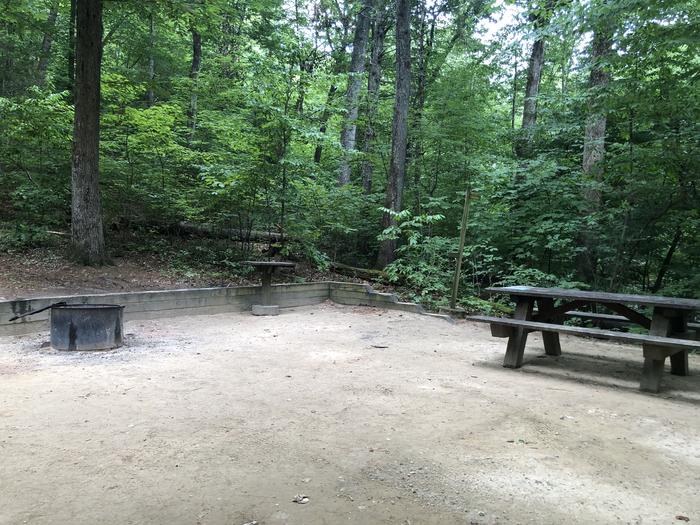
[37,2,59,86]
[67,0,77,95]
[511,59,517,131]
[146,12,155,106]
[409,1,433,210]
[582,26,612,197]
[514,5,551,158]
[313,84,337,163]
[520,41,544,124]
[578,16,613,283]
[312,6,353,164]
[377,0,410,268]
[338,0,373,185]
[71,0,106,265]
[188,27,202,140]
[650,226,682,293]
[360,5,389,194]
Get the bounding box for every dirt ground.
[1,303,698,525]
[0,249,363,300]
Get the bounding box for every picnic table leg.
[640,310,671,393]
[670,351,689,376]
[537,298,562,356]
[503,297,534,369]
[640,358,666,393]
[669,312,689,376]
[260,269,273,306]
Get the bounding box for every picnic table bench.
[467,286,700,393]
[562,311,700,338]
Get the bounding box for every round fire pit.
[50,304,124,351]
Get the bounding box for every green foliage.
[0,90,73,227]
[0,0,698,308]
[0,224,54,251]
[379,209,454,305]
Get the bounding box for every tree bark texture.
[71,0,106,265]
[409,0,433,207]
[377,0,410,268]
[511,60,517,131]
[313,84,337,163]
[514,3,553,158]
[650,226,682,293]
[312,5,353,165]
[582,25,612,205]
[37,2,59,86]
[360,4,389,194]
[188,27,202,140]
[338,0,373,185]
[521,39,544,127]
[578,17,613,283]
[146,12,155,106]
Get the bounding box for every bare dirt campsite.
[1,303,698,525]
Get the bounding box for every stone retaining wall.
[0,281,448,336]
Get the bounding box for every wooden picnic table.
[469,286,700,393]
[243,261,295,308]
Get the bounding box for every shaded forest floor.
[0,239,374,300]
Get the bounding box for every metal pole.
[450,187,471,309]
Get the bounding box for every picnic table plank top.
[485,286,700,311]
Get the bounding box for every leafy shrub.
[0,224,54,251]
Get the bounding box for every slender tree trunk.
[37,2,59,86]
[377,0,410,268]
[295,57,314,114]
[514,6,551,158]
[67,0,77,95]
[578,17,613,283]
[338,0,373,185]
[146,13,155,106]
[650,226,682,293]
[71,0,106,265]
[511,59,517,131]
[188,27,202,141]
[312,6,353,164]
[313,83,337,163]
[360,5,389,194]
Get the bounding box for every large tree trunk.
[514,5,552,158]
[188,27,202,141]
[519,41,544,128]
[582,26,612,196]
[37,2,59,86]
[338,0,373,185]
[360,5,390,194]
[377,0,410,268]
[71,0,106,265]
[578,18,613,283]
[146,12,155,106]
